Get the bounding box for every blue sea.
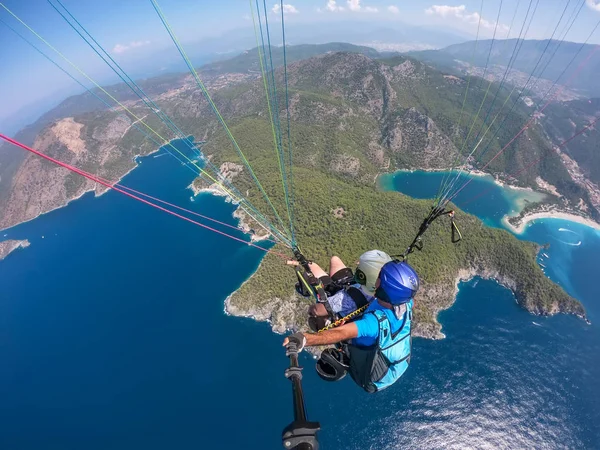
[378,170,547,229]
[1,149,599,449]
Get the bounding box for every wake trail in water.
[556,228,582,246]
[558,228,578,234]
[556,239,582,246]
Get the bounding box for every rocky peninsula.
[0,239,30,261]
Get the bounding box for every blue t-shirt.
[353,300,412,347]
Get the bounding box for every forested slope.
[191,54,584,337]
[0,49,586,336]
[214,118,583,338]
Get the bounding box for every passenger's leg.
[308,303,332,332]
[308,262,328,279]
[308,303,329,317]
[328,256,347,276]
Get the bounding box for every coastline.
[0,186,95,234]
[378,168,599,235]
[93,153,146,198]
[189,181,273,243]
[0,239,30,261]
[378,167,536,195]
[416,267,519,341]
[224,259,584,343]
[3,144,591,340]
[503,211,600,234]
[0,152,149,233]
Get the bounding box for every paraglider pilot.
[284,259,419,393]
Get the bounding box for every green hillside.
[0,48,586,335]
[206,115,583,337]
[189,54,585,336]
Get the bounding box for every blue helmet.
[375,260,419,305]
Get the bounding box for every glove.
[285,332,307,352]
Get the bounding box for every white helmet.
[355,250,393,293]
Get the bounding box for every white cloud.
[272,3,299,14]
[112,40,151,54]
[348,0,378,12]
[388,5,400,14]
[326,0,344,12]
[325,0,378,13]
[586,0,600,12]
[425,4,508,32]
[425,4,465,16]
[348,0,361,11]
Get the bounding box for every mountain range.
[409,39,600,97]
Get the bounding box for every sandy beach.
[503,211,600,234]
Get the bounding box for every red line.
[0,133,289,260]
[450,44,600,201]
[460,116,600,207]
[78,170,278,245]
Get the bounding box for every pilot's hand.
[283,332,307,352]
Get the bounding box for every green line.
[439,0,506,203]
[150,0,292,242]
[260,0,294,244]
[279,0,297,245]
[434,0,485,203]
[0,2,292,247]
[250,0,294,239]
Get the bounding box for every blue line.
[49,0,290,245]
[1,15,290,248]
[150,0,293,245]
[260,0,294,239]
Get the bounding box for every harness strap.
[396,207,462,259]
[374,308,412,364]
[450,213,463,243]
[295,266,335,318]
[317,303,370,333]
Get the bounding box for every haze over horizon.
[1,0,600,135]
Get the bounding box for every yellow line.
[0,2,291,245]
[151,0,291,241]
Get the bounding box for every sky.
[1,0,600,132]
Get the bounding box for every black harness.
[396,206,462,260]
[292,248,337,319]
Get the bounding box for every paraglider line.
[440,0,573,204]
[438,0,537,202]
[150,0,293,242]
[44,0,286,245]
[0,2,291,246]
[94,179,280,245]
[252,0,295,244]
[435,0,486,202]
[0,133,290,259]
[460,115,599,206]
